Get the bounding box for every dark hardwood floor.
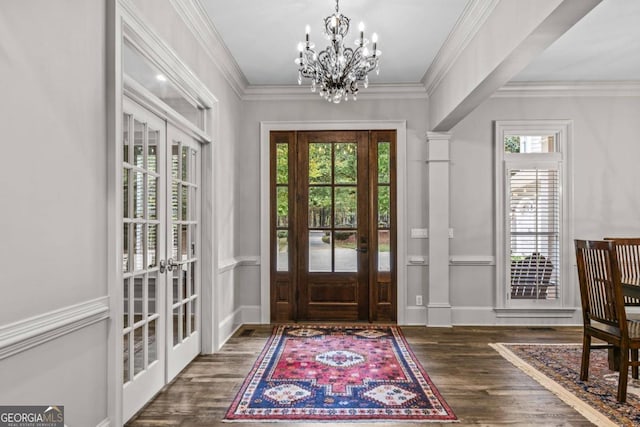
[126,325,593,426]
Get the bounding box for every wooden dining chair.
[575,239,640,402]
[604,238,640,306]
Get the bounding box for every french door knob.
[159,258,178,273]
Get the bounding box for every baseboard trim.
[404,306,427,325]
[96,417,111,427]
[0,296,110,360]
[217,305,262,350]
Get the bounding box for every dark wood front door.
[270,130,396,322]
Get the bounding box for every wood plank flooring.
[126,325,594,426]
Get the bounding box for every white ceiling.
[200,0,640,87]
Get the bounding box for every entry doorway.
[270,130,397,322]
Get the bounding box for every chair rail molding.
[0,296,110,360]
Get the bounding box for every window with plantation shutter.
[495,121,573,312]
[507,167,560,300]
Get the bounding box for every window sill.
[494,307,578,318]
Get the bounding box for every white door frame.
[108,1,218,425]
[259,121,408,324]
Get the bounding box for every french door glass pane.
[134,120,144,168]
[181,146,189,181]
[133,224,144,271]
[276,143,288,184]
[134,172,145,218]
[172,145,179,178]
[134,278,143,321]
[148,132,157,172]
[172,307,180,346]
[123,169,129,218]
[123,114,130,163]
[309,143,331,184]
[378,230,391,272]
[171,224,178,260]
[182,266,188,301]
[148,274,157,316]
[190,262,196,296]
[334,143,357,183]
[182,303,188,338]
[181,184,188,220]
[190,300,196,333]
[123,333,130,383]
[181,225,188,261]
[123,278,130,327]
[334,187,357,227]
[123,223,129,272]
[309,187,332,228]
[148,319,157,364]
[172,273,179,304]
[335,231,357,272]
[147,176,157,220]
[147,224,157,267]
[134,327,144,375]
[277,230,289,272]
[309,231,331,272]
[171,182,179,220]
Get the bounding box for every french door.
[270,130,396,322]
[122,99,201,421]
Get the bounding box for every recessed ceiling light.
[156,74,167,82]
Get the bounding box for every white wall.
[449,94,640,320]
[239,98,430,314]
[0,1,109,426]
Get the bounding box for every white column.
[426,132,452,326]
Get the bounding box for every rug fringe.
[489,343,616,427]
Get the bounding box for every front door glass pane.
[277,230,289,272]
[309,143,331,184]
[334,143,357,183]
[335,231,357,272]
[334,187,357,227]
[309,231,331,272]
[378,230,391,272]
[308,187,332,228]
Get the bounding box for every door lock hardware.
[159,258,178,273]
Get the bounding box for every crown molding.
[494,81,640,98]
[422,0,500,96]
[169,0,249,98]
[243,83,428,102]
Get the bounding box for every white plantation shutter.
[506,166,560,300]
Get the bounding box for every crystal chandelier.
[295,0,381,103]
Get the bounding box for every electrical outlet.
[416,295,423,306]
[448,228,454,238]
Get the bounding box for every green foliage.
[504,136,521,153]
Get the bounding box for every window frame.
[494,120,574,313]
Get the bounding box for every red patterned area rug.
[491,343,640,427]
[224,325,457,423]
